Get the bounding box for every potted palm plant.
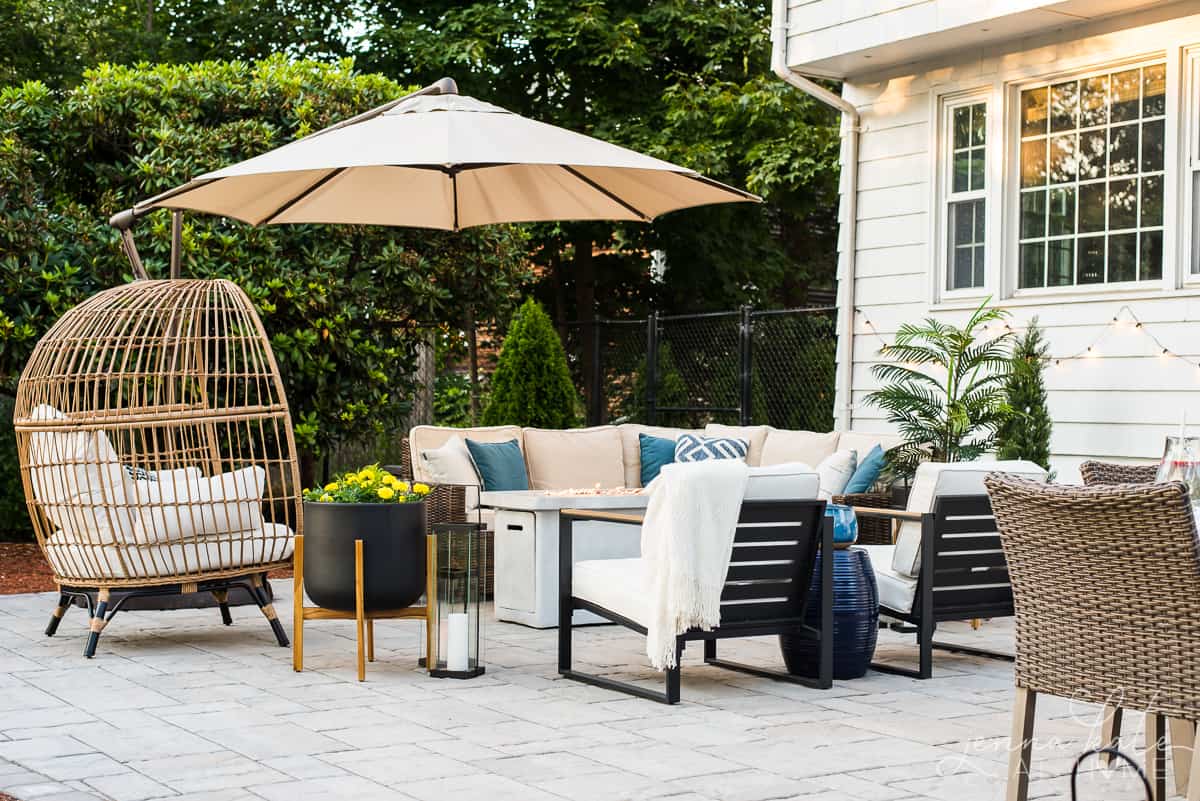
[866,301,1015,481]
[302,466,432,612]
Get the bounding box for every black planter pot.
[302,501,427,613]
[780,547,879,680]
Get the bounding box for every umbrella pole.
[170,210,183,278]
[109,209,149,281]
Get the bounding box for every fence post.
[646,311,659,426]
[739,305,753,425]
[589,318,603,425]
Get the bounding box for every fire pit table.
[481,488,648,628]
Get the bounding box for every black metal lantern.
[427,523,486,678]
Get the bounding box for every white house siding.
[803,2,1200,482]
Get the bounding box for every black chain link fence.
[565,306,837,431]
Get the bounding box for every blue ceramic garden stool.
[779,506,880,680]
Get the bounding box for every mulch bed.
[0,542,292,595]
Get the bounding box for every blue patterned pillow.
[674,433,749,463]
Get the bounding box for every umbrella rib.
[560,165,650,221]
[261,168,347,224]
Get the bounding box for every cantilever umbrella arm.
[106,77,461,280]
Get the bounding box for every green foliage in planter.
[996,319,1052,471]
[483,299,578,428]
[0,58,528,491]
[866,301,1015,480]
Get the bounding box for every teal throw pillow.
[842,444,885,494]
[639,434,676,486]
[464,438,529,491]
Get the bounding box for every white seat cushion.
[573,557,648,626]
[859,544,917,614]
[893,460,1048,578]
[45,523,295,581]
[745,463,820,500]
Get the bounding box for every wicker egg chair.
[14,279,301,657]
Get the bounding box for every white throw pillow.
[132,465,265,544]
[815,449,857,500]
[420,435,482,509]
[27,404,134,543]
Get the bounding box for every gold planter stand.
[292,535,432,681]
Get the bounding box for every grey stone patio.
[0,583,1177,801]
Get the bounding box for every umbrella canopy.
[132,78,758,231]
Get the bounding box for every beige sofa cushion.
[704,424,769,466]
[523,426,626,491]
[616,424,696,488]
[408,425,523,483]
[838,430,905,458]
[761,428,839,467]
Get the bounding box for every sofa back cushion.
[704,424,769,466]
[616,424,696,487]
[522,426,625,491]
[744,463,820,500]
[892,460,1048,578]
[838,431,906,460]
[760,428,839,468]
[409,425,523,482]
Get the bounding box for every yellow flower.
[324,482,338,492]
[357,469,374,483]
[319,493,333,503]
[383,474,399,487]
[395,481,411,493]
[413,482,431,495]
[376,486,395,500]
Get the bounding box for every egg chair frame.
[14,278,301,656]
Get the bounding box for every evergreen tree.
[996,320,1053,470]
[482,300,579,428]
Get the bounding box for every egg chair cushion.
[45,522,295,580]
[26,404,135,544]
[131,466,266,544]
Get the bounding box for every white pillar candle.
[447,612,470,672]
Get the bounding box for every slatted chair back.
[1079,460,1159,486]
[913,494,1013,622]
[984,473,1200,719]
[718,499,826,626]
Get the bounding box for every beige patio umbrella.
[111,78,757,274]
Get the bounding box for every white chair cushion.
[419,435,482,510]
[523,426,625,491]
[573,557,648,626]
[760,428,839,468]
[45,523,295,580]
[893,460,1048,578]
[859,544,917,614]
[815,449,857,500]
[704,424,770,466]
[616,424,696,488]
[130,466,266,545]
[745,463,820,500]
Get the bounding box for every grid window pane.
[1108,178,1137,230]
[1020,242,1046,288]
[1079,183,1107,233]
[1143,64,1166,118]
[970,148,986,190]
[1021,88,1048,137]
[948,198,985,290]
[1021,190,1046,239]
[1108,124,1138,175]
[1108,233,1137,282]
[1049,134,1077,184]
[971,106,987,146]
[954,106,971,149]
[946,103,987,291]
[1021,139,1047,187]
[1140,175,1162,227]
[1079,130,1107,179]
[1140,231,1163,280]
[1050,81,1079,132]
[1080,76,1109,127]
[1110,69,1140,123]
[1141,119,1164,171]
[1049,187,1075,236]
[1077,237,1105,283]
[1048,240,1074,286]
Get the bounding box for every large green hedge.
[0,58,528,536]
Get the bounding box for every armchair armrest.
[560,509,645,526]
[851,507,924,522]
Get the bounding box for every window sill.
[930,284,1200,312]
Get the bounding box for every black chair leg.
[84,591,110,659]
[249,575,289,647]
[45,593,71,637]
[212,590,233,626]
[917,615,934,680]
[665,641,683,704]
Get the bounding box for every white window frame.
[934,88,998,304]
[1183,46,1200,283]
[1005,55,1177,299]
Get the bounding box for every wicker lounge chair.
[1079,460,1158,485]
[14,280,300,656]
[985,474,1200,801]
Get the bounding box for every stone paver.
[0,583,1188,800]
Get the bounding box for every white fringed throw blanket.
[641,460,750,670]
